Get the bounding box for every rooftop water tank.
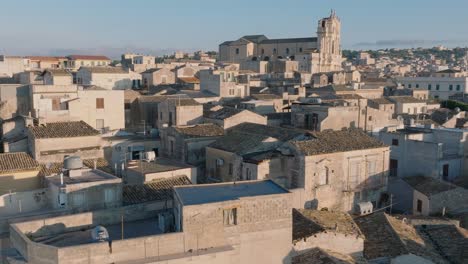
[64,156,83,170]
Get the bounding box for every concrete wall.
[0,188,49,217]
[0,170,42,196]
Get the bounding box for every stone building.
[156,97,203,129]
[64,55,111,71]
[9,180,293,264]
[160,123,224,178]
[29,84,125,131]
[27,121,104,163]
[0,152,41,195]
[198,67,250,98]
[396,69,468,100]
[76,66,140,90]
[203,106,267,129]
[219,11,343,74]
[379,126,468,181]
[45,157,122,212]
[141,67,176,87]
[292,209,364,258]
[41,69,73,85]
[291,98,399,132]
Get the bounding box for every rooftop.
[68,55,111,61]
[292,129,386,156]
[178,76,200,84]
[34,218,161,247]
[204,107,244,120]
[79,66,127,74]
[293,209,363,243]
[39,158,113,177]
[369,98,393,105]
[388,96,426,104]
[403,176,457,196]
[210,132,273,155]
[123,175,192,205]
[174,180,288,206]
[174,124,224,138]
[28,121,100,139]
[292,247,362,264]
[354,212,446,263]
[229,122,305,142]
[126,158,192,175]
[46,168,119,186]
[42,69,72,76]
[0,152,39,174]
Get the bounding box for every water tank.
[355,202,373,215]
[64,156,83,170]
[91,226,109,242]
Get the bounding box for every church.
[218,11,343,73]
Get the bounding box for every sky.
[1,0,468,57]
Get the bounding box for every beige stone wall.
[30,135,103,163]
[294,147,390,212]
[181,193,293,264]
[0,170,42,195]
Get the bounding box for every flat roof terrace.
[33,218,162,247]
[174,180,289,206]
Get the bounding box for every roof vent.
[91,226,109,242]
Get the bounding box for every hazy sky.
[1,0,468,56]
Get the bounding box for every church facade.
[218,11,343,74]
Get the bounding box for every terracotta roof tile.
[29,121,100,139]
[123,175,192,205]
[79,66,127,74]
[0,152,40,174]
[174,124,224,137]
[292,129,386,156]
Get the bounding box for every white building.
[396,69,468,100]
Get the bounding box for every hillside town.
[0,10,468,264]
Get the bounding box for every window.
[286,48,290,54]
[392,139,399,146]
[223,208,237,226]
[436,84,440,90]
[368,116,372,121]
[428,84,432,90]
[457,85,461,91]
[73,192,85,207]
[390,159,398,177]
[319,167,329,185]
[124,103,131,110]
[367,161,377,177]
[96,119,104,130]
[415,84,419,88]
[273,48,277,55]
[443,164,449,181]
[322,21,326,27]
[52,98,61,111]
[104,189,115,203]
[261,49,265,55]
[160,111,163,119]
[417,199,423,213]
[228,163,233,176]
[245,167,251,180]
[299,47,303,52]
[96,98,104,109]
[349,163,361,188]
[408,84,412,88]
[170,140,174,155]
[449,84,453,91]
[235,48,239,55]
[168,112,173,126]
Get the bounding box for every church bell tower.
[317,10,342,72]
